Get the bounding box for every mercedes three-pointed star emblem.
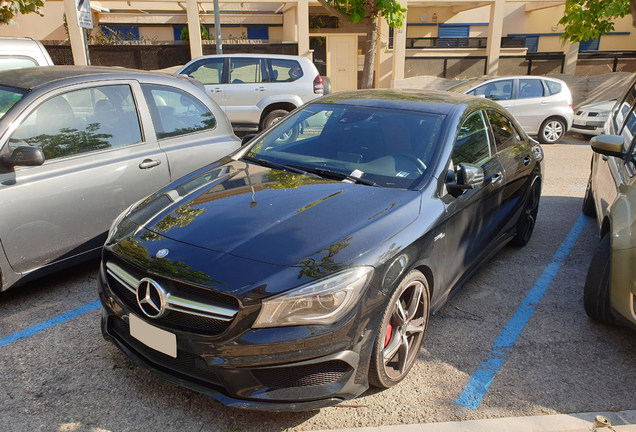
[136,278,168,319]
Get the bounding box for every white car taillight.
[313,74,324,94]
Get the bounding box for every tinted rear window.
[545,80,562,95]
[0,86,26,120]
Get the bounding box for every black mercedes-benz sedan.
[98,89,543,411]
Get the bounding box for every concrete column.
[186,0,203,59]
[563,40,580,75]
[486,0,505,75]
[62,0,88,65]
[297,0,310,58]
[375,17,393,89]
[283,7,298,42]
[392,0,408,84]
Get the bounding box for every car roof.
[190,54,307,60]
[447,75,566,93]
[0,65,187,92]
[315,89,491,115]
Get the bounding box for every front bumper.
[97,259,378,411]
[570,118,607,136]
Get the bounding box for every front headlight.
[596,110,611,117]
[253,267,374,328]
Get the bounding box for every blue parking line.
[456,213,589,410]
[0,300,101,349]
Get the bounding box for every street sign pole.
[76,0,94,65]
[213,0,222,54]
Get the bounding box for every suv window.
[9,85,142,160]
[544,80,562,95]
[269,59,304,82]
[468,79,512,101]
[518,79,545,99]
[229,58,268,84]
[0,56,38,71]
[613,82,636,133]
[142,84,216,140]
[486,111,517,152]
[452,111,492,166]
[180,58,224,84]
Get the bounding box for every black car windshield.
[0,86,27,121]
[245,103,445,189]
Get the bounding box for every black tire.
[262,109,298,144]
[322,76,332,95]
[511,180,541,247]
[538,118,566,144]
[368,270,429,389]
[583,234,615,324]
[582,173,596,217]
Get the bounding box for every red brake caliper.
[384,320,393,347]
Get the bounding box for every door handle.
[256,87,267,91]
[492,172,504,184]
[540,101,550,105]
[213,88,223,93]
[139,159,161,169]
[523,156,531,166]
[502,105,511,109]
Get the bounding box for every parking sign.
[76,0,93,29]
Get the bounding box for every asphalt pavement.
[1,132,635,432]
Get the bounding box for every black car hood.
[131,160,421,268]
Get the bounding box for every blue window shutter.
[247,26,268,40]
[173,25,186,41]
[579,37,600,51]
[438,25,470,38]
[525,36,539,53]
[102,25,140,40]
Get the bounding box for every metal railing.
[390,36,526,50]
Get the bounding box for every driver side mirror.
[1,146,45,167]
[590,134,627,158]
[446,163,484,197]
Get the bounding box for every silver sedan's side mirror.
[1,146,45,167]
[590,134,626,158]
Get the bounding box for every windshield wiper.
[242,156,308,175]
[302,167,377,186]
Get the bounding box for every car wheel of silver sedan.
[369,270,429,389]
[538,118,566,144]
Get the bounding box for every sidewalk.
[311,410,636,432]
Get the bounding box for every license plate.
[129,314,177,358]
[573,119,586,126]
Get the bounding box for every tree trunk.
[631,0,636,29]
[361,17,378,89]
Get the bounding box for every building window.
[579,37,600,51]
[101,25,140,40]
[246,26,268,40]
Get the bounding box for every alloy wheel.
[543,120,564,143]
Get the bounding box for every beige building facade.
[1,0,635,90]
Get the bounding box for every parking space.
[1,133,635,432]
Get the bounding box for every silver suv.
[0,37,54,70]
[448,76,574,144]
[177,54,328,133]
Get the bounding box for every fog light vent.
[252,360,351,389]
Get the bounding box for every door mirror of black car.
[241,134,257,146]
[590,135,626,158]
[1,146,45,167]
[446,163,484,197]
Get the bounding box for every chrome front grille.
[106,258,239,335]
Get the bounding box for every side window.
[472,80,512,101]
[613,82,636,132]
[620,109,636,147]
[180,58,224,84]
[544,80,562,95]
[452,111,492,167]
[228,58,267,84]
[518,79,545,99]
[269,59,304,82]
[0,56,38,71]
[486,111,517,152]
[9,85,142,161]
[141,84,216,140]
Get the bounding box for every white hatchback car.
[177,54,327,134]
[448,76,573,144]
[571,99,615,139]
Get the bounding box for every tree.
[0,0,44,25]
[316,0,407,89]
[559,0,636,44]
[181,23,210,41]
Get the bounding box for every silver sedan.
[0,66,240,292]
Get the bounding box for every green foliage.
[322,0,407,27]
[559,0,632,43]
[15,124,113,160]
[181,24,210,41]
[0,0,44,26]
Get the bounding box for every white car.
[176,54,328,134]
[571,99,615,139]
[447,76,574,144]
[0,37,54,70]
